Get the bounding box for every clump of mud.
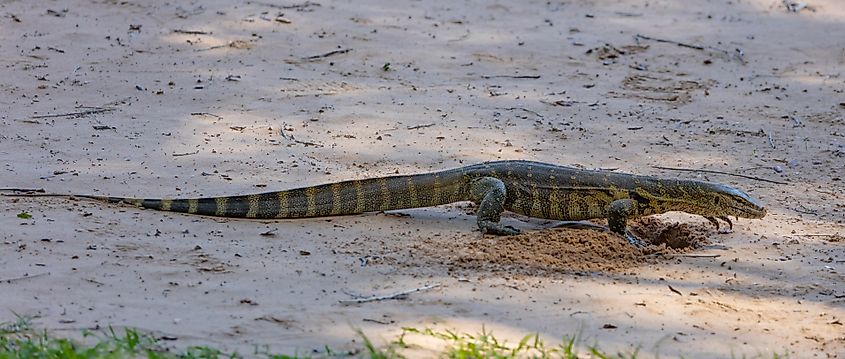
[629,216,711,250]
[421,216,713,276]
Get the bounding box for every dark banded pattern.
[53,160,764,235]
[285,188,310,218]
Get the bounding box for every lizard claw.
[706,216,733,234]
[705,216,720,230]
[718,216,733,232]
[624,230,646,248]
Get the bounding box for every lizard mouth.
[728,203,767,219]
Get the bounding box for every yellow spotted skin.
[246,194,260,218]
[188,199,199,214]
[71,160,766,241]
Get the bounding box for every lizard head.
[637,180,767,219]
[682,181,767,219]
[701,182,766,218]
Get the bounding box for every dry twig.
[2,272,49,283]
[280,125,323,147]
[501,107,544,118]
[653,166,787,185]
[482,74,541,79]
[28,97,131,120]
[635,34,703,50]
[173,29,211,35]
[634,34,745,63]
[172,150,200,157]
[646,252,721,258]
[31,108,113,119]
[303,48,352,61]
[339,283,441,304]
[190,112,223,119]
[406,123,435,130]
[668,285,683,296]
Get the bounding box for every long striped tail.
[2,168,473,219]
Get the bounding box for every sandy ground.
[1,0,843,357]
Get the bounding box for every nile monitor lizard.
[4,160,766,246]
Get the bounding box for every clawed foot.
[479,221,521,235]
[705,216,734,234]
[624,230,646,248]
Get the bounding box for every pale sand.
[1,0,843,357]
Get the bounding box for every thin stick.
[407,123,435,130]
[173,29,211,35]
[339,283,441,305]
[195,41,254,52]
[30,108,113,119]
[280,1,321,9]
[172,150,199,157]
[252,1,321,10]
[652,166,787,185]
[1,193,78,199]
[482,75,541,79]
[680,253,721,258]
[100,97,133,108]
[28,97,131,120]
[303,48,352,61]
[500,107,544,118]
[280,125,324,147]
[635,34,744,63]
[1,272,49,283]
[540,99,580,107]
[635,34,704,50]
[668,285,683,296]
[766,131,776,149]
[190,112,223,119]
[646,253,721,258]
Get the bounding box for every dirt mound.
[422,217,713,276]
[630,216,711,250]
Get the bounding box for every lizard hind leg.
[469,176,520,235]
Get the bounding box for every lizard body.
[5,160,766,246]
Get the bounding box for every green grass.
[392,327,632,359]
[3,314,785,358]
[0,315,627,359]
[0,315,237,359]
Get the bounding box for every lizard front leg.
[469,177,520,235]
[607,198,646,247]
